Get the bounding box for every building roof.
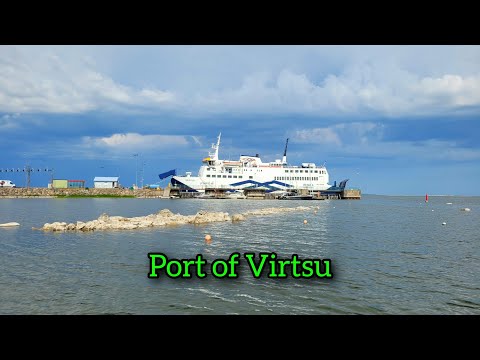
[94,177,119,182]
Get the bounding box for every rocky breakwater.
[38,206,316,232]
[0,187,164,198]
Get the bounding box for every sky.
[0,45,479,195]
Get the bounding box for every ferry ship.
[167,133,331,193]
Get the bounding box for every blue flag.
[159,169,176,180]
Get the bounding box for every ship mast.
[209,132,221,161]
[282,138,289,164]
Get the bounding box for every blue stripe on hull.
[172,178,293,193]
[230,179,292,192]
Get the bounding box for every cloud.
[191,136,202,146]
[412,74,480,107]
[82,133,190,152]
[294,127,342,145]
[0,113,21,130]
[0,46,176,114]
[191,64,480,117]
[292,122,383,146]
[292,123,480,163]
[1,45,479,119]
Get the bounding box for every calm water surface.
[0,195,478,314]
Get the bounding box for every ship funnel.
[282,138,289,164]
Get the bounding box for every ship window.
[239,176,243,178]
[295,170,298,173]
[300,170,303,173]
[249,176,253,179]
[207,168,210,171]
[285,170,288,173]
[206,175,210,177]
[233,175,237,178]
[223,175,227,178]
[314,170,318,173]
[228,175,232,178]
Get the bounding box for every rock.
[98,213,109,221]
[0,222,20,227]
[231,214,246,222]
[38,206,317,232]
[157,209,174,217]
[193,211,231,224]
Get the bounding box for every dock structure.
[341,189,361,199]
[157,179,361,200]
[244,187,267,199]
[204,188,228,199]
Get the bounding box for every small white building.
[94,176,120,189]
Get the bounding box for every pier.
[0,185,361,199]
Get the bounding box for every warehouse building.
[50,179,86,189]
[94,176,120,189]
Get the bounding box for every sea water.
[0,195,478,314]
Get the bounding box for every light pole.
[140,161,145,189]
[133,153,139,189]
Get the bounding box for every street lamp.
[133,153,139,188]
[141,161,146,189]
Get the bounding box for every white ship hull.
[169,133,331,193]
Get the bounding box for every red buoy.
[425,193,428,203]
